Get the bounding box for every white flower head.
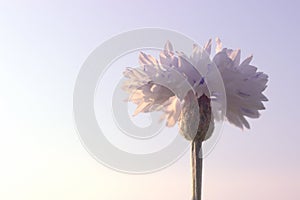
[122,39,268,140]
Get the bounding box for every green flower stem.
[192,138,202,200]
[191,94,211,200]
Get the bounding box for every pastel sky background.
[0,0,299,200]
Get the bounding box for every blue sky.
[0,0,299,199]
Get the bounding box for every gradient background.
[0,0,299,199]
